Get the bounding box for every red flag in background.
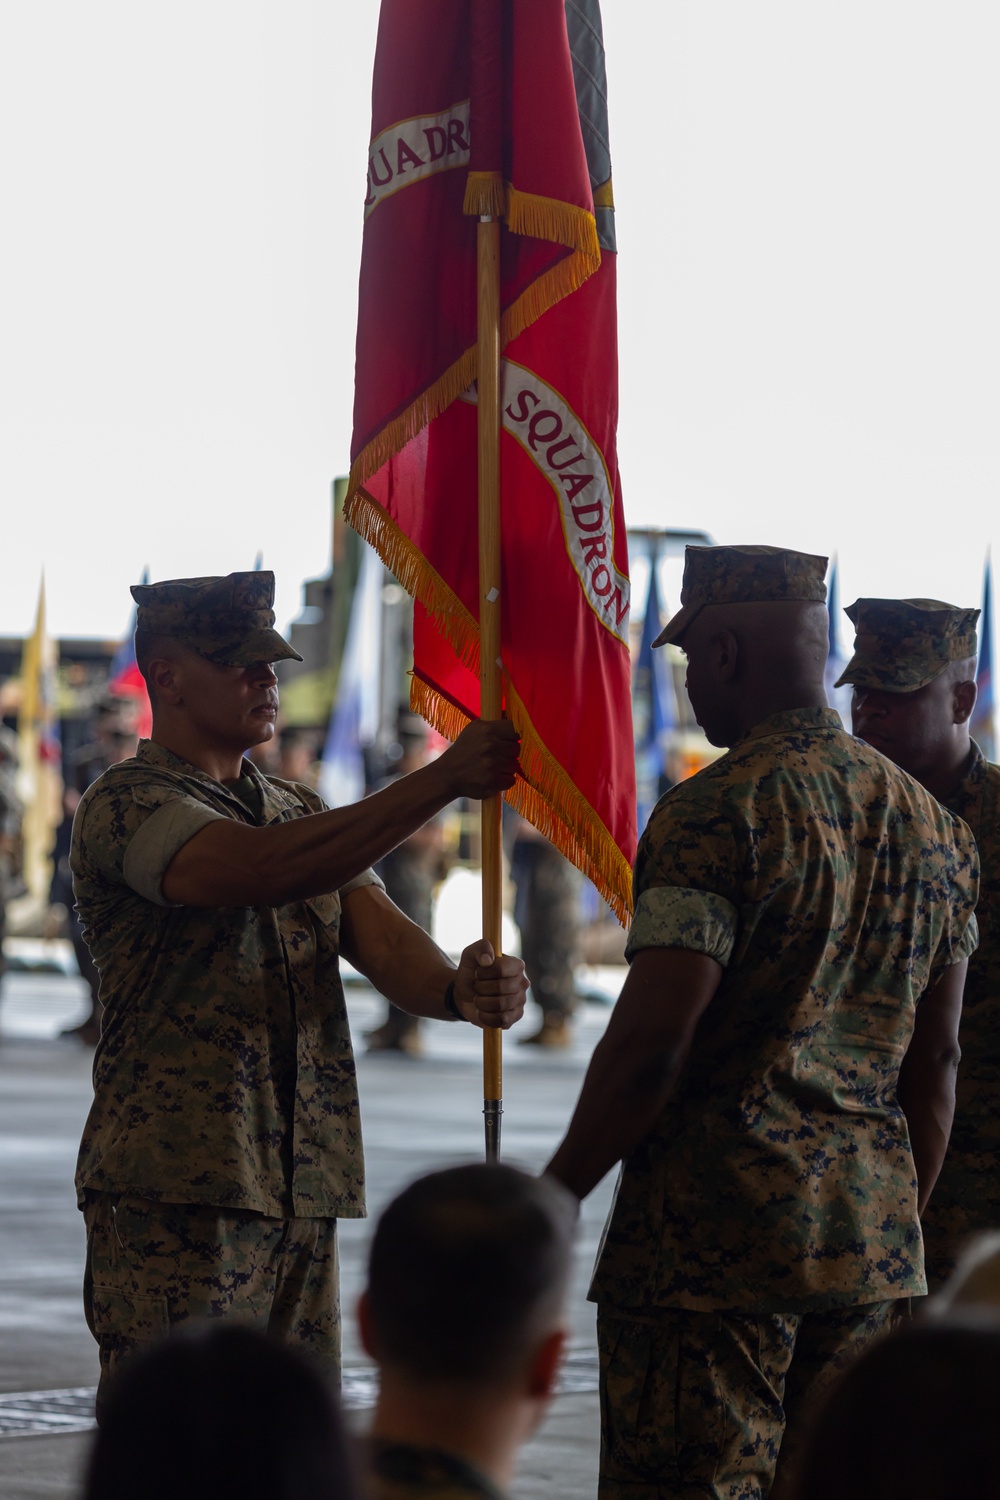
[347,0,635,922]
[108,568,153,739]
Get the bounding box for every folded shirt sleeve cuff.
[625,886,739,968]
[123,799,228,906]
[340,869,386,896]
[930,910,980,982]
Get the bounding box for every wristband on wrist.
[443,979,464,1022]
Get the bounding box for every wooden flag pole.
[477,212,503,1162]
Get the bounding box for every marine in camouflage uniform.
[546,546,979,1499]
[71,572,526,1416]
[839,596,1000,1290]
[367,717,447,1056]
[511,824,582,1048]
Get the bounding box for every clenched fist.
[439,719,521,801]
[452,940,527,1029]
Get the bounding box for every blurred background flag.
[973,551,996,761]
[317,544,384,808]
[346,0,636,923]
[107,567,153,739]
[633,558,676,834]
[15,576,62,904]
[824,556,853,725]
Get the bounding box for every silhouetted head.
[84,1324,359,1500]
[361,1163,576,1391]
[841,597,980,787]
[792,1312,1000,1500]
[657,544,830,746]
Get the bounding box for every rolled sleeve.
[929,909,980,982]
[339,869,386,897]
[625,886,739,967]
[122,799,227,906]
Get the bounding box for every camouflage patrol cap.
[654,544,829,647]
[835,598,979,692]
[131,572,302,666]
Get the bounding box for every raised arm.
[897,959,967,1216]
[545,946,723,1201]
[160,719,519,907]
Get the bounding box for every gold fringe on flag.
[349,346,478,491]
[344,488,633,923]
[501,187,600,347]
[463,170,508,218]
[346,173,629,921]
[344,487,481,676]
[348,185,601,496]
[410,669,633,928]
[505,186,600,257]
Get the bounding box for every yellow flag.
[16,577,62,904]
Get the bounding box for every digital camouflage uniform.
[926,744,1000,1286]
[592,548,980,1500]
[367,1441,506,1500]
[837,597,1000,1290]
[369,756,444,1052]
[71,574,379,1409]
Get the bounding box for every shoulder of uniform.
[264,773,322,804]
[77,755,156,798]
[641,773,741,852]
[648,773,719,821]
[261,776,325,819]
[75,757,203,824]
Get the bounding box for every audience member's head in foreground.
[83,1323,359,1500]
[792,1312,1000,1500]
[360,1163,577,1498]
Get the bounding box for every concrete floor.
[0,968,620,1499]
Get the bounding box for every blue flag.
[318,545,384,808]
[824,558,853,725]
[633,559,676,834]
[973,554,996,761]
[108,565,149,683]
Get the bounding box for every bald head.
[679,599,830,747]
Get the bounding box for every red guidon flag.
[347,0,636,921]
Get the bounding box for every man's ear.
[357,1289,378,1360]
[148,656,182,706]
[713,629,740,683]
[954,678,977,725]
[525,1326,566,1401]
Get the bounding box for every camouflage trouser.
[83,1193,340,1421]
[597,1301,896,1499]
[511,840,581,1020]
